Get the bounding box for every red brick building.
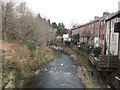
[99,12,110,53]
[69,12,112,54]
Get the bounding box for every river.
[24,51,84,88]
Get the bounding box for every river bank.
[56,43,110,88]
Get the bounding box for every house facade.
[105,12,120,55]
[69,11,120,55]
[99,12,110,53]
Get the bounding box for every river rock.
[44,68,47,71]
[70,54,78,61]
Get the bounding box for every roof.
[106,11,120,22]
[70,12,118,31]
[70,15,109,31]
[70,18,100,31]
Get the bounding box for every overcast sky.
[23,0,120,28]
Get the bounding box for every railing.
[96,55,118,71]
[89,54,118,71]
[89,54,99,66]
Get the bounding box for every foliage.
[104,41,107,55]
[2,2,56,88]
[2,2,57,45]
[93,47,102,58]
[52,22,57,29]
[27,41,36,51]
[73,33,79,39]
[72,39,77,45]
[51,22,68,36]
[57,23,68,36]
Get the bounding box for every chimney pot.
[103,12,109,16]
[94,16,99,20]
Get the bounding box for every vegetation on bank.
[2,41,54,88]
[1,1,56,88]
[52,22,68,36]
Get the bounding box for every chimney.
[94,16,99,20]
[103,12,109,16]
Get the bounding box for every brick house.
[99,12,110,53]
[69,12,120,55]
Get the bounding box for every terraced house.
[69,12,112,54]
[105,11,120,55]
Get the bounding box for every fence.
[89,54,118,71]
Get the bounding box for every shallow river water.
[24,51,84,88]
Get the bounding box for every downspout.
[93,23,95,48]
[108,20,111,55]
[108,20,111,71]
[104,20,107,55]
[118,32,120,60]
[98,19,100,48]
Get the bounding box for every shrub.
[72,40,77,45]
[104,41,107,55]
[93,47,102,58]
[38,43,41,47]
[27,41,36,51]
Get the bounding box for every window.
[92,24,93,27]
[107,34,109,40]
[91,30,93,34]
[97,22,98,27]
[104,20,105,24]
[101,30,102,34]
[118,18,120,22]
[116,18,117,22]
[96,40,98,44]
[96,30,98,34]
[107,22,109,29]
[103,30,105,35]
[112,33,114,41]
[112,51,114,55]
[112,20,114,28]
[103,40,104,44]
[101,22,102,26]
[100,40,102,44]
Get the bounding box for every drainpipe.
[118,33,120,60]
[93,23,95,48]
[104,20,107,55]
[108,20,111,55]
[117,17,120,60]
[98,20,100,48]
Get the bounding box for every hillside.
[1,40,54,88]
[1,1,56,89]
